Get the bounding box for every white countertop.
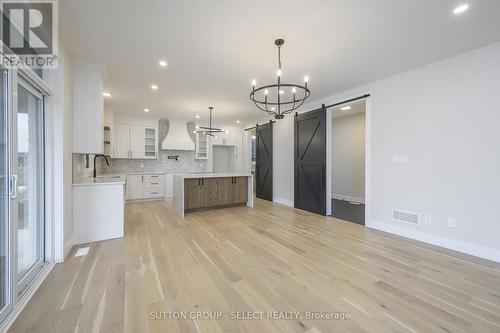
[174,172,252,179]
[73,175,127,187]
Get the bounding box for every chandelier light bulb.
[271,107,276,111]
[264,89,269,95]
[277,69,282,77]
[304,75,309,83]
[292,87,297,93]
[251,79,256,86]
[279,90,284,95]
[196,125,199,129]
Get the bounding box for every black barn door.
[295,108,327,215]
[256,123,273,201]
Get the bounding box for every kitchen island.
[173,173,253,217]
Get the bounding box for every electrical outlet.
[424,215,432,224]
[447,217,457,229]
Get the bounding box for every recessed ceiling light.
[159,60,167,67]
[340,106,352,111]
[102,92,112,97]
[453,3,469,14]
[151,84,158,90]
[236,120,240,124]
[144,108,150,112]
[195,115,200,119]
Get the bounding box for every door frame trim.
[325,92,372,226]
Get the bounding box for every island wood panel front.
[184,177,248,212]
[184,178,202,209]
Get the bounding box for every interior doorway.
[330,100,366,225]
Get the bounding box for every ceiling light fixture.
[151,84,158,90]
[453,3,469,14]
[144,108,150,112]
[102,92,112,97]
[195,115,200,119]
[194,107,226,137]
[250,39,311,119]
[340,106,352,111]
[159,60,167,67]
[236,120,240,124]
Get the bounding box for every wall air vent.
[392,210,420,224]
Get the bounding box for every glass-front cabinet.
[144,127,157,159]
[195,133,208,160]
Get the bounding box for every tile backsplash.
[96,150,209,175]
[72,153,92,182]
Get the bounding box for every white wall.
[46,45,74,262]
[332,112,365,203]
[271,42,500,262]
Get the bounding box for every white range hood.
[161,119,195,150]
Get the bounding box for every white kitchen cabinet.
[126,173,165,201]
[114,123,130,158]
[144,127,158,159]
[113,123,157,159]
[72,63,103,154]
[127,175,144,200]
[129,124,144,158]
[195,133,209,160]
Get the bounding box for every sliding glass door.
[0,69,46,327]
[15,78,45,294]
[0,68,12,324]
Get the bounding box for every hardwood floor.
[8,199,500,333]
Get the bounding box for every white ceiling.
[60,0,500,124]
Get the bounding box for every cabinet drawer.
[143,188,165,199]
[143,174,165,183]
[144,179,165,189]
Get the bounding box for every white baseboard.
[63,235,75,261]
[332,194,365,204]
[273,197,294,207]
[368,219,500,263]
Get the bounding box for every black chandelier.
[194,107,227,137]
[250,39,311,119]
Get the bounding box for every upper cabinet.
[113,120,158,159]
[72,63,104,154]
[195,133,209,160]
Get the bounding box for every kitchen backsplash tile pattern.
[96,150,209,174]
[73,153,92,182]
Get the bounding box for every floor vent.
[392,210,420,224]
[75,247,90,257]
